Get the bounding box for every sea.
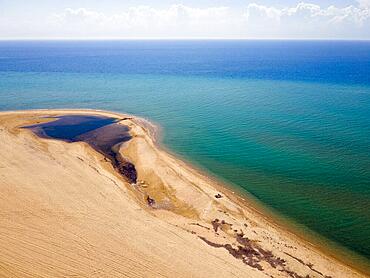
[0,40,369,271]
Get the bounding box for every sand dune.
[0,109,364,278]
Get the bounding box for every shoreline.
[109,107,370,276]
[0,108,367,277]
[140,112,370,276]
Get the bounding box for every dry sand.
[0,109,365,278]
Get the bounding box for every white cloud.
[357,0,370,8]
[246,4,281,21]
[246,2,370,24]
[244,2,370,38]
[1,2,370,39]
[49,5,235,38]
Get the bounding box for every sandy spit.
[0,109,365,278]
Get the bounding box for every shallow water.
[1,40,370,269]
[24,115,136,183]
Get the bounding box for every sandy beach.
[0,109,365,278]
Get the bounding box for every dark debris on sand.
[198,220,319,278]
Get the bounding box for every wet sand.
[0,109,366,278]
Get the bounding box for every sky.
[0,0,369,39]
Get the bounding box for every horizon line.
[1,37,370,41]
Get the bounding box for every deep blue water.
[1,40,370,85]
[0,40,370,268]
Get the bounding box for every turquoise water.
[0,41,370,268]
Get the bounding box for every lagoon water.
[0,40,370,267]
